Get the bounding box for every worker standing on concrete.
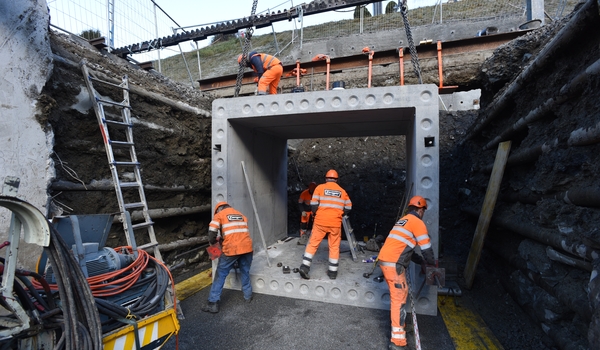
[299,170,352,280]
[237,51,283,95]
[378,195,435,349]
[202,202,253,313]
[297,181,317,245]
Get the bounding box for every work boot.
[297,234,309,245]
[388,343,406,350]
[299,265,310,280]
[245,295,253,303]
[327,270,337,280]
[201,301,219,313]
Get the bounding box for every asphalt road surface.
[162,284,455,350]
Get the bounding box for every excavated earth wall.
[29,1,600,349]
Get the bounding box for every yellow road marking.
[175,269,212,301]
[438,297,505,350]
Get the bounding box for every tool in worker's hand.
[206,242,222,260]
[425,266,445,288]
[363,257,379,278]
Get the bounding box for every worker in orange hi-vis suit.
[298,169,351,280]
[202,202,253,314]
[297,182,317,245]
[237,51,283,95]
[378,196,436,350]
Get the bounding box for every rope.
[406,267,423,350]
[399,0,423,84]
[234,0,260,97]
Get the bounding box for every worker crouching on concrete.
[378,195,435,349]
[299,169,352,280]
[297,181,317,245]
[202,202,254,313]
[237,51,283,95]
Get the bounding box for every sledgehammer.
[363,258,379,278]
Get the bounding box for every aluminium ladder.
[79,60,162,262]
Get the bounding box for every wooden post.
[464,141,511,289]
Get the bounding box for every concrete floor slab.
[224,235,437,315]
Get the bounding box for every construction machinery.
[0,176,179,350]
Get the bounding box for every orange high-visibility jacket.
[298,189,313,212]
[248,52,281,77]
[310,182,352,227]
[208,207,253,256]
[378,212,434,267]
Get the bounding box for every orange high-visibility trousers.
[381,263,408,347]
[258,63,283,94]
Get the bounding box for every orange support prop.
[362,47,374,88]
[437,40,458,91]
[311,54,331,90]
[398,47,405,86]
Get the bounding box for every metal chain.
[406,267,423,350]
[399,0,423,84]
[234,0,259,97]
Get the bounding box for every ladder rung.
[97,98,130,109]
[89,76,129,91]
[123,202,145,209]
[138,242,159,250]
[132,221,154,230]
[110,140,134,148]
[112,161,140,167]
[104,119,132,128]
[119,181,140,188]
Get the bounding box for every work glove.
[395,263,405,275]
[301,211,308,218]
[253,77,259,83]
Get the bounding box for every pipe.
[53,54,211,117]
[157,236,208,253]
[51,179,189,192]
[479,140,556,173]
[122,205,211,222]
[462,206,598,261]
[484,57,600,150]
[568,120,600,146]
[464,0,597,141]
[547,246,592,272]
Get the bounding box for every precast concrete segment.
[212,85,440,315]
[224,238,438,316]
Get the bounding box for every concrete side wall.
[0,0,54,269]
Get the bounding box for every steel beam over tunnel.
[211,85,440,315]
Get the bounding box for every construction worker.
[202,202,253,313]
[237,51,283,95]
[297,181,317,245]
[299,169,351,280]
[378,195,436,349]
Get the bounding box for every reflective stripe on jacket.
[209,207,253,256]
[248,51,281,76]
[310,182,351,226]
[378,212,432,267]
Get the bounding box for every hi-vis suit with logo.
[301,181,352,274]
[208,207,253,256]
[247,51,283,95]
[378,211,435,348]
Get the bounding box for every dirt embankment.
[38,2,600,349]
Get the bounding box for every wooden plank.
[464,141,511,289]
[175,269,212,301]
[438,297,505,350]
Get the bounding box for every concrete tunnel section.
[211,84,440,315]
